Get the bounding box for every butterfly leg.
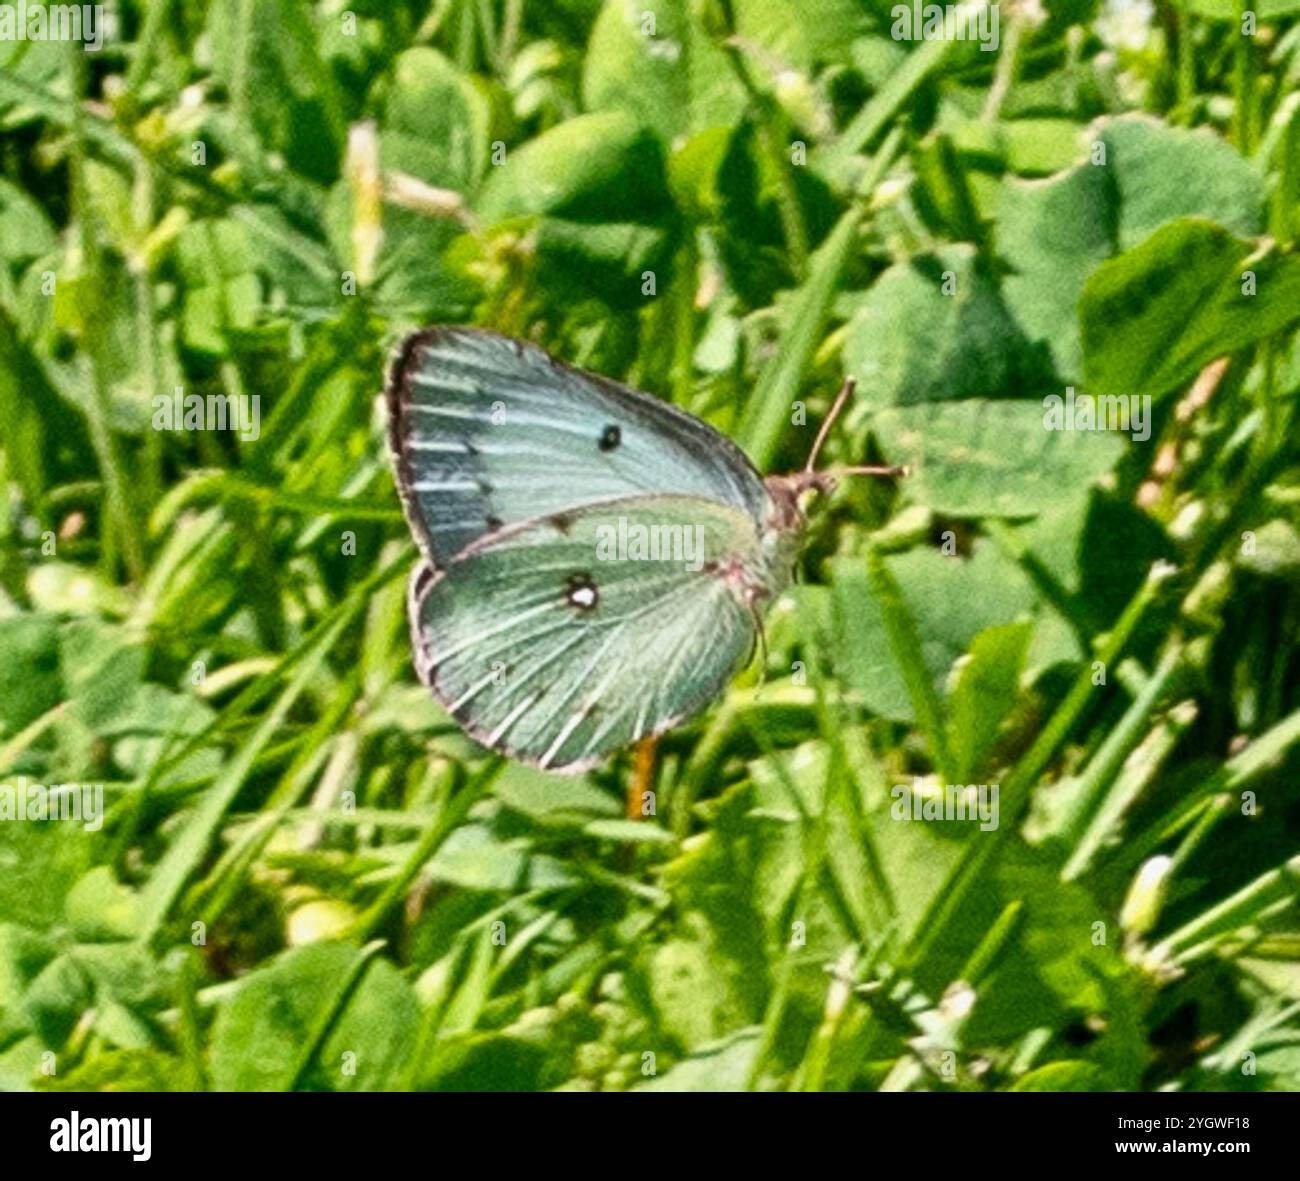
[744,587,769,691]
[628,737,658,821]
[621,737,659,869]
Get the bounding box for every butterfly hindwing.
[408,495,763,771]
[387,326,768,563]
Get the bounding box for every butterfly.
[386,326,902,773]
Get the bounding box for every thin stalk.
[1064,699,1198,881]
[904,562,1175,970]
[65,41,145,580]
[1055,643,1185,853]
[1151,855,1300,966]
[981,12,1025,122]
[866,544,955,783]
[1175,6,1196,123]
[351,762,499,939]
[719,42,808,275]
[1233,0,1258,154]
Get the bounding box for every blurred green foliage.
[1,0,1300,1092]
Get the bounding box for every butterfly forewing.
[408,495,762,771]
[387,326,767,564]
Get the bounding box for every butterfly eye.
[598,424,621,452]
[564,573,599,612]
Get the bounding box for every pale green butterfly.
[386,326,902,773]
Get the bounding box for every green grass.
[2,0,1300,1092]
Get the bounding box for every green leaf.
[999,163,1113,381]
[947,621,1033,783]
[582,0,743,144]
[204,0,345,184]
[864,398,1125,518]
[843,244,1051,405]
[1100,116,1262,250]
[715,119,841,310]
[866,546,955,779]
[174,220,263,356]
[940,114,1088,177]
[419,1031,552,1091]
[1176,0,1300,17]
[1080,219,1300,400]
[1009,1060,1110,1091]
[999,114,1265,380]
[0,923,61,1047]
[650,787,772,1033]
[209,942,373,1091]
[65,868,142,942]
[492,763,619,826]
[0,312,57,510]
[317,958,421,1091]
[474,111,675,305]
[0,178,57,270]
[32,1047,186,1092]
[0,615,61,739]
[0,825,96,935]
[924,847,1121,1043]
[21,950,93,1050]
[833,543,1050,724]
[636,1027,761,1091]
[425,826,576,891]
[532,217,670,306]
[380,47,490,191]
[583,818,675,843]
[478,112,670,225]
[58,619,146,736]
[732,0,867,69]
[641,938,755,1051]
[830,561,912,721]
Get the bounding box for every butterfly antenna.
[836,463,910,479]
[805,377,856,474]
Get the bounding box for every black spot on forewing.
[550,512,575,535]
[564,572,599,613]
[599,424,621,452]
[486,515,503,531]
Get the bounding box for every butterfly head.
[763,375,908,529]
[762,470,833,530]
